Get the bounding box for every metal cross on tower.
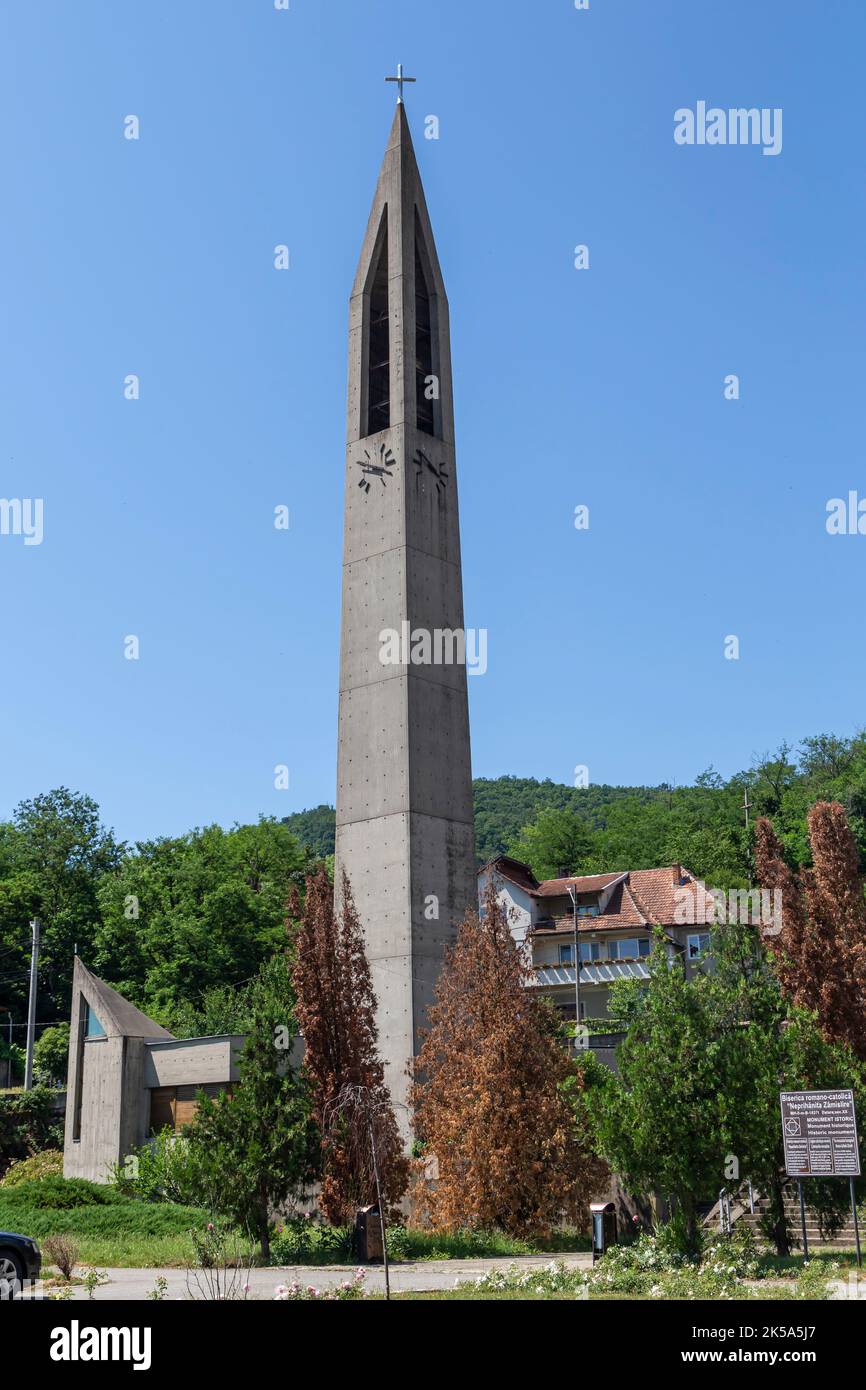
[385,63,416,104]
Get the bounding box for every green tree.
[164,982,256,1040]
[280,805,336,859]
[0,789,120,1025]
[33,1024,70,1086]
[184,952,317,1259]
[580,938,727,1252]
[93,819,309,1020]
[509,807,592,880]
[581,916,866,1256]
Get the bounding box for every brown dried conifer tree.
[292,868,408,1222]
[410,882,606,1236]
[754,802,866,1059]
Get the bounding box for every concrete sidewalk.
[48,1251,592,1301]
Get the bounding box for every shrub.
[463,1252,831,1302]
[0,1176,125,1210]
[470,1261,589,1297]
[0,1148,64,1188]
[0,1195,212,1239]
[42,1234,79,1280]
[385,1225,537,1262]
[0,1088,63,1176]
[185,1222,256,1300]
[268,1220,589,1266]
[110,1129,204,1207]
[274,1269,367,1300]
[269,1219,353,1266]
[702,1225,760,1280]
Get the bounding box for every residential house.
[477,857,718,1059]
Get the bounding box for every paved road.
[38,1252,592,1301]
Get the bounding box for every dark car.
[0,1232,41,1298]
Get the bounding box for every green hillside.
[283,730,866,888]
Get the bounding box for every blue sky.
[1,1,863,844]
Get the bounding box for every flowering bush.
[702,1226,760,1281]
[269,1218,353,1265]
[274,1268,367,1300]
[0,1148,64,1188]
[792,1259,838,1301]
[470,1262,589,1297]
[596,1232,687,1275]
[452,1231,833,1302]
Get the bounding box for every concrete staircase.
[739,1199,861,1250]
[705,1190,863,1250]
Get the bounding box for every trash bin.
[590,1201,617,1263]
[355,1204,383,1263]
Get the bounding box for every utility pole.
[743,787,753,889]
[4,1012,11,1089]
[24,918,40,1091]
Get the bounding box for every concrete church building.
[334,86,476,1125]
[63,957,242,1183]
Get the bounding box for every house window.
[688,933,712,960]
[638,938,651,958]
[609,938,642,961]
[577,905,599,918]
[558,944,574,965]
[579,941,602,963]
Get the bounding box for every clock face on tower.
[356,441,396,494]
[414,447,448,499]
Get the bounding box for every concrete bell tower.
[335,93,476,1130]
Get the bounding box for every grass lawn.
[0,1177,213,1268]
[43,1232,204,1268]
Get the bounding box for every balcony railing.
[531,961,651,987]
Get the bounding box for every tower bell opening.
[367,215,390,436]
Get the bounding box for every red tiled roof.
[482,857,716,929]
[627,866,714,926]
[535,871,623,898]
[534,880,649,934]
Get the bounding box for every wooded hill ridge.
[285,731,866,884]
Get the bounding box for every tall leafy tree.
[707,918,865,1254]
[581,938,728,1253]
[184,952,317,1259]
[93,818,309,1021]
[509,806,592,880]
[0,789,120,1025]
[411,883,605,1235]
[582,916,866,1256]
[292,869,408,1223]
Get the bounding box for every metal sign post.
[780,1090,861,1262]
[797,1179,809,1259]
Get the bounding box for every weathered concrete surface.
[335,103,476,1129]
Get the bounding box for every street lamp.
[567,883,581,1044]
